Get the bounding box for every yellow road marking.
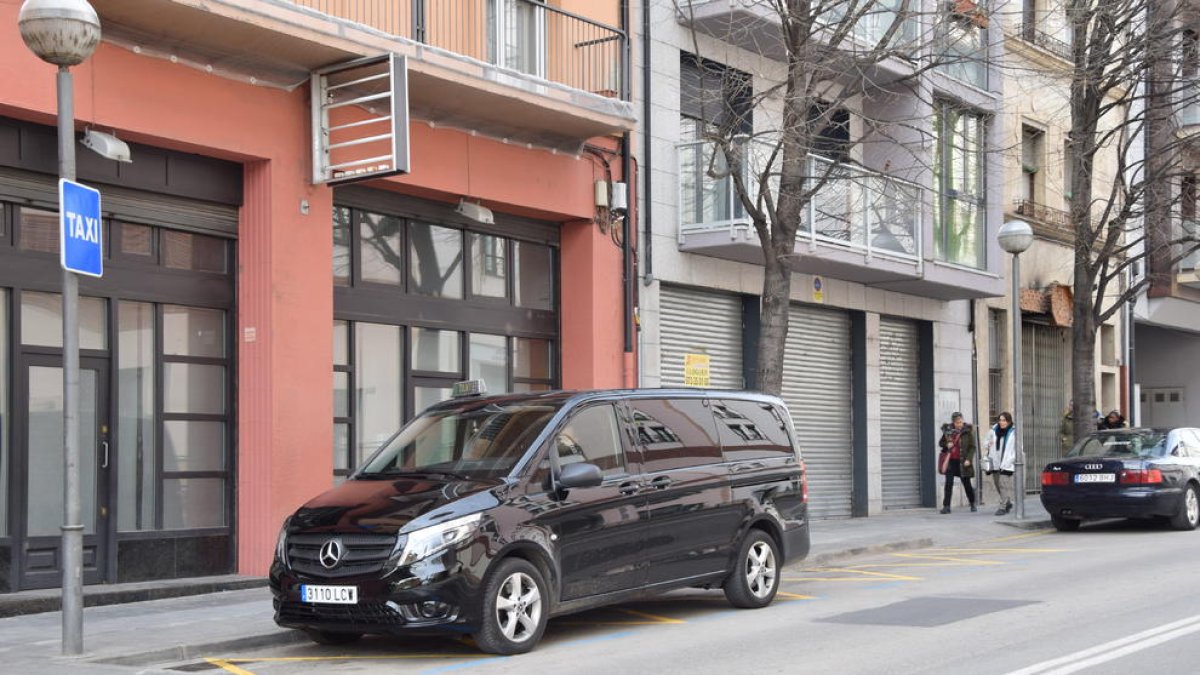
[212,654,489,664]
[887,553,1006,565]
[205,658,257,675]
[776,591,815,600]
[787,567,921,582]
[981,529,1054,543]
[918,547,1068,554]
[615,607,686,624]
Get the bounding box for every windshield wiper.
[360,468,478,482]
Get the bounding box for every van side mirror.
[558,462,603,489]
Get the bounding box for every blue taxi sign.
[59,178,103,277]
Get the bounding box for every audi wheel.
[1170,483,1199,531]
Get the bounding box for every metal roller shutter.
[659,285,743,390]
[1021,322,1071,492]
[880,318,921,509]
[781,305,853,519]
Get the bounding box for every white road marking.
[1007,614,1200,675]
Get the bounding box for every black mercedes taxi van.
[270,384,810,654]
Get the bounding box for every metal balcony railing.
[677,140,923,262]
[1018,22,1072,61]
[289,0,627,98]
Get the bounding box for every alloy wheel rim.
[1188,488,1199,526]
[495,571,541,643]
[745,541,777,599]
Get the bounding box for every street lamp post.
[17,0,101,656]
[998,220,1034,521]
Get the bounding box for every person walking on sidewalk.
[985,412,1017,516]
[938,412,977,514]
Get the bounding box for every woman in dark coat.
[938,412,977,513]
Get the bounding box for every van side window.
[627,398,721,473]
[712,399,795,461]
[555,404,626,476]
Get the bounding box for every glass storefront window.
[334,320,349,366]
[163,420,226,472]
[513,338,552,380]
[0,289,6,535]
[360,211,404,285]
[414,386,452,415]
[355,322,403,466]
[470,233,508,299]
[164,363,226,415]
[410,222,463,298]
[18,207,59,254]
[470,333,509,394]
[514,241,553,309]
[411,327,460,373]
[334,423,351,471]
[333,371,350,418]
[163,231,227,273]
[333,206,351,286]
[20,291,107,350]
[163,478,225,529]
[163,305,224,358]
[120,223,154,257]
[117,302,156,532]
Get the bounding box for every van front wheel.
[723,530,780,609]
[473,558,548,655]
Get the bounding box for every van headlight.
[275,517,291,565]
[389,513,483,570]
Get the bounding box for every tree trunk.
[1070,266,1097,443]
[755,242,793,395]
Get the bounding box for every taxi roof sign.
[452,380,487,399]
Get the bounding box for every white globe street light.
[18,0,101,657]
[999,219,1033,521]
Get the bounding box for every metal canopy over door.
[781,304,853,519]
[1021,321,1071,492]
[659,285,743,389]
[879,318,921,509]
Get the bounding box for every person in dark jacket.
[938,412,977,514]
[1097,410,1127,430]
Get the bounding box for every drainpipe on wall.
[640,0,653,287]
[620,0,636,388]
[969,299,984,506]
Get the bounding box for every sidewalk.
[0,502,1051,673]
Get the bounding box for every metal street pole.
[58,63,84,656]
[1011,251,1025,521]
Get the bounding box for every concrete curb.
[0,577,268,619]
[996,519,1054,530]
[805,538,935,567]
[88,629,309,667]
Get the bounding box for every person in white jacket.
[984,412,1017,515]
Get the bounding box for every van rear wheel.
[723,530,780,609]
[473,558,548,655]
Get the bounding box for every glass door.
[18,356,110,589]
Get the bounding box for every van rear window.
[711,400,796,461]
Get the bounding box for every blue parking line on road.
[556,629,640,647]
[420,656,509,674]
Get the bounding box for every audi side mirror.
[558,462,603,489]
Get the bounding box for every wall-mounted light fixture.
[456,199,494,225]
[81,129,132,163]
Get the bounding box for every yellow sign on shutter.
[683,353,711,387]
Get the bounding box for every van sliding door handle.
[649,476,672,490]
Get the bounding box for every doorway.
[16,355,110,590]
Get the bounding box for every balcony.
[677,139,931,282]
[1013,199,1073,244]
[677,0,918,76]
[89,0,635,151]
[1017,22,1072,61]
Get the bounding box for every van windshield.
[355,401,563,480]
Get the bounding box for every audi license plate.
[1075,473,1116,483]
[301,585,358,605]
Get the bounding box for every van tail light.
[1120,468,1163,484]
[1041,471,1070,486]
[800,460,809,503]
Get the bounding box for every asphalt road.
[177,520,1200,675]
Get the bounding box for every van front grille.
[276,599,406,626]
[286,532,396,579]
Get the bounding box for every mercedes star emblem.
[319,538,344,569]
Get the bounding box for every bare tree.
[1047,0,1200,440]
[677,0,992,394]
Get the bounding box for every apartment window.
[934,103,987,269]
[941,2,988,89]
[679,53,753,228]
[810,102,852,162]
[1183,30,1198,80]
[488,0,547,77]
[1062,140,1074,206]
[1183,176,1197,222]
[1021,125,1044,204]
[988,309,1005,421]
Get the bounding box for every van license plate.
[301,585,357,604]
[1075,473,1115,483]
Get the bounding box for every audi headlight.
[390,513,483,569]
[275,517,291,564]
